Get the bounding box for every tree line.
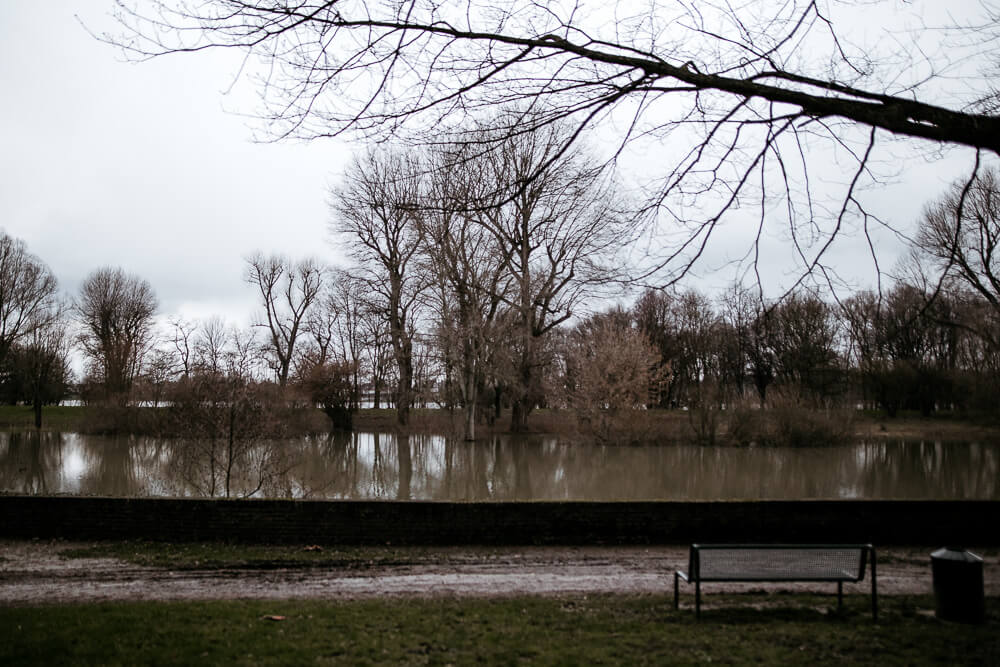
[4,154,1000,438]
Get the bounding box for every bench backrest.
[689,544,871,582]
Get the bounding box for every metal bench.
[674,544,877,620]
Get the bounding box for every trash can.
[931,547,985,624]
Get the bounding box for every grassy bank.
[2,595,996,665]
[0,405,87,431]
[3,404,999,444]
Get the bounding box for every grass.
[1,595,996,666]
[0,405,87,430]
[22,541,1000,664]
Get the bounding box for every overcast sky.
[0,2,349,328]
[0,1,987,332]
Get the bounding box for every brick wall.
[1,496,996,545]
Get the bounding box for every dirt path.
[1,541,996,606]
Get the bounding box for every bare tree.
[110,1,1000,285]
[670,291,723,411]
[632,289,678,408]
[914,168,1000,347]
[769,291,844,405]
[294,271,372,429]
[325,270,369,410]
[634,288,720,410]
[720,285,775,406]
[332,149,427,425]
[463,120,630,431]
[0,231,59,365]
[561,309,666,443]
[168,316,196,378]
[227,325,265,381]
[245,253,325,387]
[139,347,178,408]
[76,267,158,405]
[360,304,393,410]
[193,315,228,374]
[419,146,513,439]
[843,284,958,416]
[5,312,72,428]
[301,286,338,369]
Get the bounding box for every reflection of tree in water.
[76,434,171,497]
[165,436,998,500]
[3,430,998,500]
[0,431,63,494]
[437,435,496,500]
[397,434,412,500]
[363,432,413,499]
[370,432,387,498]
[511,438,534,500]
[445,436,551,501]
[290,431,361,498]
[78,434,138,496]
[185,435,998,500]
[405,435,434,498]
[168,437,294,498]
[289,432,341,498]
[857,440,999,500]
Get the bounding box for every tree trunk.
[351,371,361,411]
[493,387,503,423]
[395,346,413,426]
[33,396,42,429]
[510,400,530,433]
[462,353,478,440]
[509,353,534,433]
[464,402,476,441]
[326,405,354,430]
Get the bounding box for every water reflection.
[0,431,997,500]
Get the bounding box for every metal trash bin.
[931,547,985,624]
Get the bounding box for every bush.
[720,391,854,447]
[724,399,766,446]
[562,316,669,444]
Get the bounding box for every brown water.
[0,430,997,500]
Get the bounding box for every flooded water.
[0,430,997,501]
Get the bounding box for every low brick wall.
[1,496,996,546]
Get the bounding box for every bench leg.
[837,581,843,613]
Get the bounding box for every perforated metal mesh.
[696,547,865,581]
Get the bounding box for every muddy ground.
[1,541,997,607]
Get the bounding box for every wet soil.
[2,541,996,607]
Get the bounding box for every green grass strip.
[2,595,997,666]
[0,405,87,430]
